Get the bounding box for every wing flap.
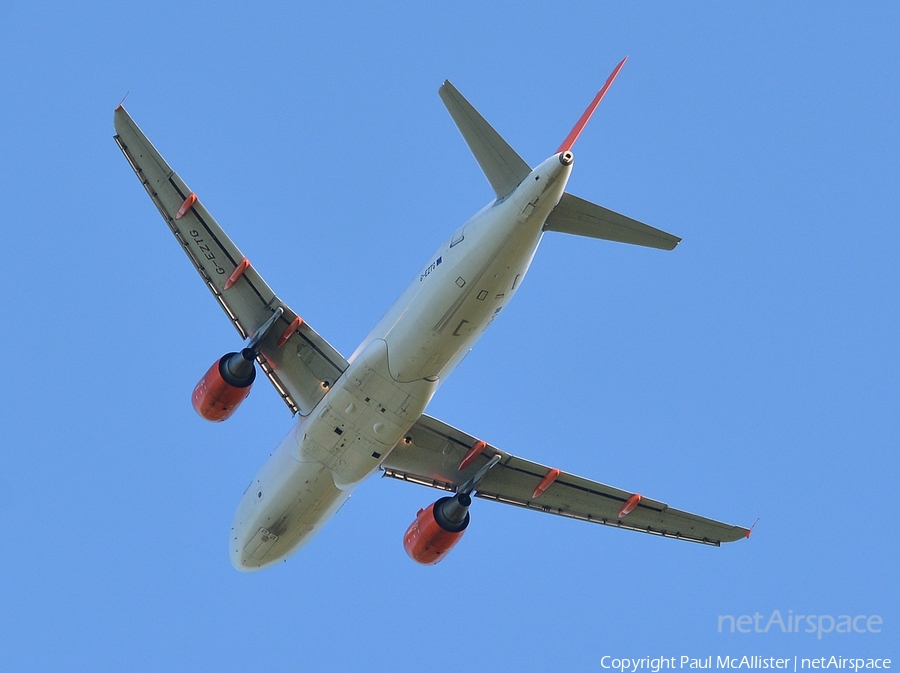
[544,192,682,251]
[383,414,748,546]
[114,106,347,415]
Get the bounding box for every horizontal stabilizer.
[439,81,532,200]
[544,192,681,250]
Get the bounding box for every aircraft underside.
[114,59,749,572]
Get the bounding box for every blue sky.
[1,2,897,671]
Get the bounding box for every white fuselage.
[230,153,572,570]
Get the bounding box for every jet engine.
[403,493,471,565]
[403,453,501,565]
[190,307,285,422]
[192,349,257,422]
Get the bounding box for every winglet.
[556,56,628,153]
[745,517,760,539]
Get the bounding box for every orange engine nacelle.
[403,494,471,565]
[191,350,257,422]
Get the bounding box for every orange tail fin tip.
[556,56,628,154]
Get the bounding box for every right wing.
[114,106,347,416]
[383,414,748,546]
[544,192,682,250]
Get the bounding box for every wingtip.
[744,517,760,539]
[654,233,681,251]
[113,103,130,131]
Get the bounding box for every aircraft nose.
[230,524,280,572]
[230,527,257,572]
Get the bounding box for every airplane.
[113,58,749,572]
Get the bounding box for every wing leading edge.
[382,415,749,546]
[113,106,347,416]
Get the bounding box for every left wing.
[114,106,347,415]
[382,415,748,546]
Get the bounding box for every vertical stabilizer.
[556,56,628,153]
